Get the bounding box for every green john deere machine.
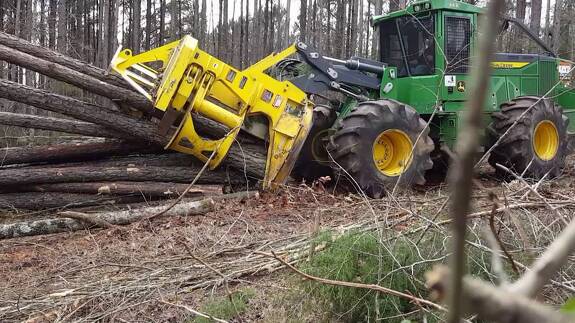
[291,0,575,197]
[111,0,575,198]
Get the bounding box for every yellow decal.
[457,81,466,92]
[491,61,530,69]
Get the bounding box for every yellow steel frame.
[110,36,313,188]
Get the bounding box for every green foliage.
[299,231,435,322]
[561,297,575,315]
[192,288,255,323]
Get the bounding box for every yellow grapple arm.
[110,36,313,188]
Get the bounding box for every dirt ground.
[0,185,364,322]
[2,159,575,322]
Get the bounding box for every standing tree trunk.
[269,0,275,52]
[23,0,35,137]
[145,0,152,49]
[326,0,331,55]
[311,0,317,48]
[57,0,66,54]
[170,0,178,41]
[11,0,22,82]
[349,0,357,57]
[222,0,229,60]
[516,0,526,22]
[132,0,141,52]
[244,0,249,64]
[371,0,382,59]
[299,0,307,43]
[336,0,346,58]
[159,0,165,45]
[99,0,110,67]
[263,0,269,53]
[544,0,552,43]
[551,0,563,52]
[240,0,244,68]
[285,0,291,47]
[530,0,542,36]
[357,0,363,55]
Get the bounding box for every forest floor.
[2,158,575,322]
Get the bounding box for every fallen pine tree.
[1,182,221,197]
[0,33,273,213]
[0,197,216,239]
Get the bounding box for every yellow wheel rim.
[533,120,559,161]
[372,129,413,176]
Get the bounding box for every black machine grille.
[445,16,471,73]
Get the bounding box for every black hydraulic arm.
[289,42,385,99]
[501,17,556,57]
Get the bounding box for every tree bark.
[426,266,573,323]
[530,0,542,36]
[30,152,204,169]
[371,0,382,59]
[2,181,221,197]
[552,0,563,52]
[0,79,166,145]
[132,0,141,52]
[0,165,246,186]
[0,43,155,114]
[56,0,66,54]
[145,0,152,50]
[0,140,157,166]
[0,192,146,210]
[299,0,307,43]
[285,0,291,47]
[0,111,125,139]
[0,198,215,239]
[159,0,165,45]
[0,79,267,179]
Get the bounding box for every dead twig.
[445,0,505,320]
[160,300,229,323]
[487,193,520,274]
[509,213,575,298]
[496,163,569,225]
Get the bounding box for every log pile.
[0,31,267,214]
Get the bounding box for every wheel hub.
[533,120,559,161]
[311,129,334,164]
[372,130,413,176]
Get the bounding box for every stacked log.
[0,31,266,213]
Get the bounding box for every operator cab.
[376,0,477,79]
[375,0,556,80]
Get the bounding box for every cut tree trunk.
[1,181,222,197]
[0,198,215,239]
[0,111,124,139]
[0,140,158,166]
[0,192,146,210]
[0,30,130,89]
[0,165,247,186]
[28,152,201,169]
[0,79,167,145]
[0,79,267,179]
[0,44,154,113]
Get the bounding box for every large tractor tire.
[488,96,569,178]
[327,99,434,198]
[292,105,337,182]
